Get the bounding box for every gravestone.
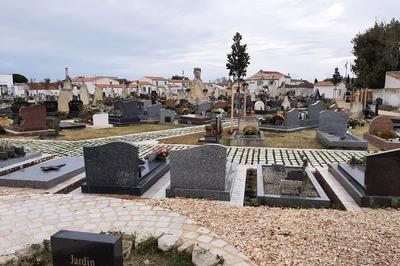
[0,157,84,189]
[68,100,83,118]
[196,102,212,115]
[166,144,236,200]
[238,117,259,132]
[9,105,47,132]
[308,100,324,121]
[365,148,400,196]
[51,230,122,266]
[160,108,175,123]
[318,110,348,136]
[254,100,265,112]
[93,113,112,128]
[142,100,152,110]
[81,142,169,195]
[282,96,291,110]
[147,103,162,120]
[285,108,300,128]
[369,116,394,135]
[44,101,58,115]
[109,100,140,125]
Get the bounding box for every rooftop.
[249,70,289,80]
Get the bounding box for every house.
[247,70,291,99]
[285,79,314,97]
[129,80,153,95]
[372,71,400,108]
[94,83,132,97]
[71,76,120,95]
[0,74,14,95]
[141,76,169,95]
[314,81,346,100]
[27,82,62,100]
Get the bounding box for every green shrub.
[348,156,366,165]
[243,125,258,135]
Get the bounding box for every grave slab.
[0,157,85,189]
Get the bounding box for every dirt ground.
[148,198,400,266]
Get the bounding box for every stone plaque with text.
[51,230,122,266]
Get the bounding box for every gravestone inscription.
[51,230,122,266]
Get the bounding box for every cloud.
[0,0,399,82]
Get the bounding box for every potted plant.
[272,114,285,125]
[243,125,258,136]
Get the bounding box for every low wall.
[363,133,400,150]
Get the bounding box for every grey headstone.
[287,169,306,181]
[285,108,300,128]
[169,144,227,192]
[318,110,348,136]
[196,102,212,115]
[308,100,324,121]
[238,117,259,132]
[147,103,162,119]
[160,108,175,123]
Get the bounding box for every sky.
[0,0,399,82]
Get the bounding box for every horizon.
[1,0,399,82]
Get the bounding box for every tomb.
[257,164,330,208]
[316,110,368,150]
[328,148,400,207]
[81,142,169,195]
[166,144,237,201]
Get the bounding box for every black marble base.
[108,117,140,125]
[81,162,169,195]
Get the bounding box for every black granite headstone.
[365,148,400,196]
[51,230,122,266]
[81,142,169,195]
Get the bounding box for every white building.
[0,74,14,95]
[247,70,291,100]
[372,71,400,108]
[285,79,314,97]
[141,76,169,95]
[71,76,120,95]
[314,81,346,100]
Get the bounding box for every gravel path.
[148,198,400,265]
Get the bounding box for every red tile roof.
[27,82,61,90]
[315,81,335,87]
[145,76,168,81]
[249,71,289,80]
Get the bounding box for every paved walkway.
[0,125,368,167]
[0,194,252,265]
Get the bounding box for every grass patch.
[6,235,194,266]
[159,128,233,145]
[59,124,183,141]
[265,129,324,149]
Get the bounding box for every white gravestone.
[93,113,112,128]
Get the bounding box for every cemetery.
[0,39,399,266]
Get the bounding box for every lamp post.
[229,79,234,133]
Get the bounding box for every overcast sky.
[0,0,399,82]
